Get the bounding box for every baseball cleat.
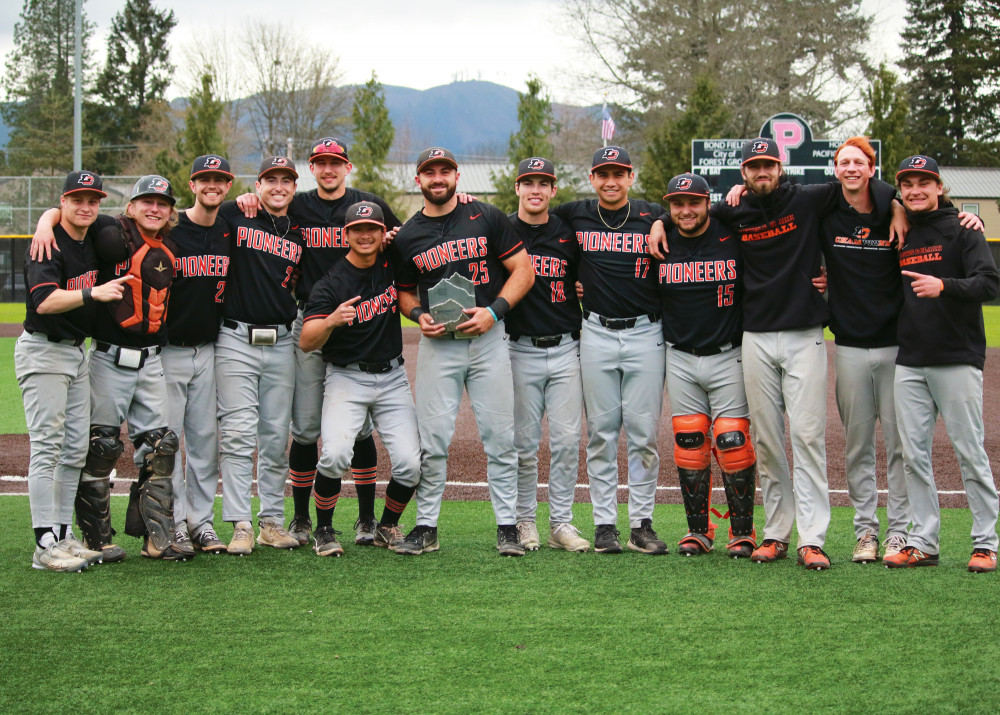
[516,521,540,551]
[678,532,713,556]
[354,517,379,546]
[547,523,590,552]
[374,523,405,549]
[594,524,623,554]
[227,523,255,556]
[882,534,906,560]
[172,528,197,560]
[884,546,938,568]
[968,549,997,573]
[726,528,757,559]
[32,543,88,573]
[313,526,344,557]
[256,520,300,549]
[628,519,668,555]
[287,515,313,547]
[497,525,526,557]
[852,529,880,563]
[751,539,788,562]
[797,546,831,570]
[192,527,227,554]
[393,525,439,555]
[59,533,104,566]
[141,536,191,561]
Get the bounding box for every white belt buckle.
[115,347,143,369]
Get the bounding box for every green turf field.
[0,497,996,713]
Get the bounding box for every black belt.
[338,356,405,374]
[509,331,580,348]
[223,319,293,332]
[583,310,661,330]
[25,329,84,347]
[671,341,740,357]
[95,341,161,358]
[168,339,212,348]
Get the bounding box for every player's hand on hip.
[456,307,494,336]
[330,296,362,328]
[958,211,984,232]
[236,192,261,218]
[418,312,447,338]
[648,219,669,259]
[92,275,134,302]
[902,270,944,298]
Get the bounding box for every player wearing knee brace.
[654,173,758,558]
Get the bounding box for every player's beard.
[421,183,456,206]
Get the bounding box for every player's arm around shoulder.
[949,222,1000,303]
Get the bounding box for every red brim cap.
[191,168,234,180]
[344,218,386,230]
[63,187,107,198]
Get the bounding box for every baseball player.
[504,157,590,552]
[215,157,304,554]
[547,146,669,555]
[391,147,534,556]
[161,155,232,554]
[885,155,999,572]
[299,201,420,556]
[236,137,401,547]
[654,173,757,558]
[17,171,129,571]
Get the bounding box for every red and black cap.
[344,200,386,230]
[591,145,632,171]
[741,137,781,165]
[664,172,710,199]
[516,156,557,182]
[62,171,107,198]
[896,155,941,182]
[130,175,176,206]
[258,156,298,180]
[190,154,234,180]
[309,137,350,163]
[416,147,458,172]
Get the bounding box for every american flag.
[601,103,615,141]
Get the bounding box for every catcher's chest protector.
[114,218,177,334]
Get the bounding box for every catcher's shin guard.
[721,465,756,537]
[84,426,124,479]
[137,477,187,560]
[713,417,756,537]
[75,478,116,549]
[136,427,179,477]
[124,465,152,537]
[673,415,712,533]
[678,467,713,534]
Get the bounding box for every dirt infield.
[3,326,996,510]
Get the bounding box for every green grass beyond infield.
[1,497,998,713]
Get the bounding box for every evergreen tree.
[864,63,911,180]
[491,76,557,214]
[90,0,176,173]
[350,72,401,216]
[900,0,1000,164]
[2,0,94,174]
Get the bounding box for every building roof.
[940,167,1000,198]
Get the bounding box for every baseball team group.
[16,130,1000,574]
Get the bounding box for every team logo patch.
[676,177,693,190]
[356,205,374,218]
[752,140,770,154]
[148,178,169,193]
[79,173,95,186]
[428,148,446,159]
[315,139,343,154]
[602,148,619,161]
[272,157,289,167]
[527,158,546,170]
[909,157,927,169]
[204,156,222,170]
[853,227,870,240]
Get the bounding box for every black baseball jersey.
[302,255,402,366]
[218,201,304,325]
[504,213,582,337]
[655,220,742,348]
[820,181,901,348]
[896,204,999,370]
[391,200,524,308]
[22,217,112,340]
[165,211,230,346]
[551,198,664,318]
[290,188,401,303]
[711,179,838,332]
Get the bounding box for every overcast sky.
[1,0,908,106]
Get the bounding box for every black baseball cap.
[896,155,941,182]
[62,171,107,198]
[130,175,176,205]
[344,201,386,230]
[741,137,782,165]
[591,146,632,171]
[309,137,350,163]
[190,154,234,180]
[516,157,557,182]
[258,156,298,180]
[664,173,710,199]
[416,147,458,172]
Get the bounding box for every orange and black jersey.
[550,198,664,319]
[820,180,901,349]
[655,220,742,349]
[22,216,112,341]
[290,188,401,303]
[391,200,524,308]
[504,213,582,338]
[218,201,304,326]
[302,255,401,366]
[165,211,230,346]
[896,204,999,371]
